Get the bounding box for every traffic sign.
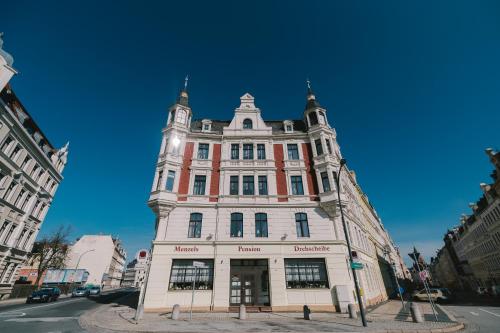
[351,262,364,270]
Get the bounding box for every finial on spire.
[184,75,189,91]
[306,78,311,90]
[0,32,14,67]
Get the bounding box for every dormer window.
[284,120,294,133]
[201,119,212,132]
[243,118,253,129]
[318,111,326,125]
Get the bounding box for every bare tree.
[31,226,71,287]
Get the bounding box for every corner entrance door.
[229,259,270,306]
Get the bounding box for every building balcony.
[318,190,347,218]
[313,153,337,166]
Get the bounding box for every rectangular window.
[15,229,27,248]
[284,258,329,289]
[21,156,31,169]
[325,139,332,154]
[231,144,239,160]
[156,170,163,190]
[291,176,304,195]
[258,175,268,195]
[0,221,9,239]
[230,213,243,237]
[321,172,330,192]
[257,144,266,160]
[3,224,16,244]
[295,212,310,237]
[169,259,214,290]
[14,189,25,206]
[315,139,323,156]
[255,213,268,237]
[10,145,21,159]
[193,175,206,195]
[165,170,175,191]
[4,182,16,200]
[243,144,253,160]
[287,144,299,160]
[1,137,13,152]
[37,203,46,219]
[197,143,209,159]
[230,175,239,195]
[242,176,254,195]
[188,213,202,238]
[22,231,33,249]
[21,193,32,211]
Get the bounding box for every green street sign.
[351,262,364,270]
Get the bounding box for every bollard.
[239,304,247,320]
[303,305,312,320]
[410,302,423,323]
[171,304,180,320]
[348,303,357,319]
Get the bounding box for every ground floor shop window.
[284,258,329,289]
[169,259,214,290]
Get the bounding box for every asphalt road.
[443,304,500,332]
[0,288,135,333]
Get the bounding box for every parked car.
[71,287,90,297]
[88,286,101,296]
[26,287,61,303]
[412,288,451,303]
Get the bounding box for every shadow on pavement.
[87,289,139,309]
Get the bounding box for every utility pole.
[335,159,367,327]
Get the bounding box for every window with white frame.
[193,175,206,195]
[287,144,299,160]
[291,176,304,195]
[284,258,329,289]
[165,170,175,191]
[231,144,239,159]
[168,259,214,290]
[230,175,239,195]
[295,213,310,237]
[197,143,209,159]
[188,213,202,238]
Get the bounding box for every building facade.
[143,83,408,312]
[66,235,126,288]
[432,149,500,293]
[122,249,150,288]
[0,35,68,298]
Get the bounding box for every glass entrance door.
[229,259,270,306]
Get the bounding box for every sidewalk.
[79,294,464,333]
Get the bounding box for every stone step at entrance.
[228,306,272,313]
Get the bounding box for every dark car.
[26,287,61,303]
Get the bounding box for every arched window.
[176,109,187,124]
[230,212,243,237]
[170,110,176,124]
[255,213,268,237]
[308,112,318,126]
[188,213,202,238]
[243,118,253,129]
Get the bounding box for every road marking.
[0,311,25,318]
[470,311,479,316]
[5,316,78,322]
[0,298,86,315]
[479,308,500,317]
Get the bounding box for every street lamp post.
[335,158,367,327]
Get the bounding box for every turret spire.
[305,78,321,110]
[176,75,190,107]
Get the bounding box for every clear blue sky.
[3,1,500,264]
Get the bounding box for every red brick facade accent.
[209,144,221,202]
[302,142,319,201]
[273,144,288,202]
[177,142,194,201]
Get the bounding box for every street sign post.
[190,261,206,320]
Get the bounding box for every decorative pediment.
[223,93,273,136]
[237,93,256,110]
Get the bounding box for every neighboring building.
[143,81,408,312]
[431,148,500,292]
[122,249,150,288]
[0,34,68,299]
[66,235,126,288]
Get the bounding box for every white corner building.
[66,235,126,288]
[0,34,68,298]
[143,81,408,312]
